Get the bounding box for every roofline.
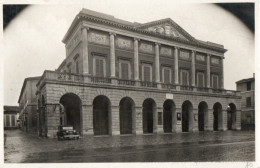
[236,77,255,84]
[18,76,41,104]
[62,11,227,53]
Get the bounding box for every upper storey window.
[119,60,131,80]
[162,67,171,84]
[247,81,251,91]
[212,74,219,89]
[180,69,189,86]
[74,54,80,74]
[93,56,106,77]
[142,64,152,82]
[197,72,205,88]
[67,63,72,74]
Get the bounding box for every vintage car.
[57,125,80,140]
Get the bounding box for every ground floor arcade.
[37,84,241,138]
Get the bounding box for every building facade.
[4,106,19,129]
[36,9,241,138]
[236,74,255,130]
[18,76,41,133]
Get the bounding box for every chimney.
[253,73,255,78]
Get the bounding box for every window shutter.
[182,71,188,85]
[99,59,104,77]
[144,66,151,81]
[213,75,218,89]
[121,63,129,80]
[164,69,170,83]
[198,73,204,87]
[11,115,15,127]
[95,59,100,76]
[6,115,10,127]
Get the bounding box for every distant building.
[4,106,19,129]
[18,76,41,133]
[236,74,255,130]
[36,9,241,138]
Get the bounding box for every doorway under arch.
[213,102,223,131]
[119,97,135,134]
[227,103,236,130]
[93,95,111,136]
[182,100,193,132]
[60,93,82,134]
[143,98,156,134]
[198,101,208,131]
[163,100,176,133]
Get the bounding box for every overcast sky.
[3,2,255,106]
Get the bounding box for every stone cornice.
[62,13,227,54]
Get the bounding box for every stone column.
[82,26,89,75]
[174,47,179,85]
[220,58,224,89]
[235,110,241,130]
[208,109,213,131]
[192,108,198,132]
[191,51,196,87]
[109,32,116,78]
[134,38,140,81]
[207,54,211,88]
[155,43,160,83]
[222,109,227,131]
[135,107,143,135]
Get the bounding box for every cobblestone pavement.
[4,129,255,163]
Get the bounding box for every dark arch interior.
[163,100,175,133]
[60,93,81,133]
[213,103,222,131]
[182,101,193,132]
[198,102,208,131]
[93,95,110,135]
[143,98,156,134]
[228,103,236,130]
[120,97,134,134]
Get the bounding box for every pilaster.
[82,26,89,75]
[135,107,143,135]
[174,47,179,85]
[134,38,140,81]
[207,54,211,88]
[109,32,116,78]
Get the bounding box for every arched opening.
[198,101,208,131]
[119,97,135,134]
[227,103,236,130]
[213,102,222,131]
[60,93,82,134]
[93,95,111,136]
[143,98,156,134]
[163,100,176,133]
[182,100,193,132]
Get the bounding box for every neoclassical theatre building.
[36,9,241,137]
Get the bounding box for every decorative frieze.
[180,50,190,60]
[211,57,220,64]
[139,42,153,54]
[160,47,172,56]
[196,54,206,61]
[116,37,133,50]
[88,32,109,46]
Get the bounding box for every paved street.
[4,129,255,163]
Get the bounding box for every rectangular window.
[163,67,171,84]
[6,115,10,127]
[158,112,162,125]
[11,115,16,127]
[142,64,152,82]
[119,60,131,80]
[94,57,106,77]
[212,74,219,89]
[181,70,189,85]
[197,72,205,87]
[246,97,251,107]
[247,82,251,91]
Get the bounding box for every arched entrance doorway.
[60,93,82,134]
[182,101,193,132]
[163,100,176,133]
[143,98,156,134]
[227,103,236,130]
[93,95,111,136]
[119,97,135,134]
[198,101,208,131]
[213,102,222,131]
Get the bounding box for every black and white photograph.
[1,1,257,167]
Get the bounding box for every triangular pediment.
[135,18,195,42]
